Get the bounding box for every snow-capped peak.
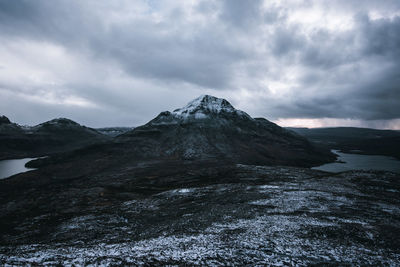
[173,95,242,116]
[148,95,252,125]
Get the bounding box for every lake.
[0,158,37,180]
[312,150,400,173]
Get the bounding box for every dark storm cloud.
[0,0,250,89]
[99,25,248,88]
[270,25,306,57]
[261,13,400,121]
[0,0,92,44]
[0,0,399,127]
[357,14,400,57]
[268,11,400,68]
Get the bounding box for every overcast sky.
[0,0,399,129]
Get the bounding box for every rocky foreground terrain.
[0,163,399,265]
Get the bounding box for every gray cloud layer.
[0,0,399,127]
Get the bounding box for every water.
[0,158,37,179]
[312,150,400,173]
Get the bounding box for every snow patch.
[172,95,251,120]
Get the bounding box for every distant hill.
[0,116,109,160]
[288,127,400,159]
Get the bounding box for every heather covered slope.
[117,95,335,167]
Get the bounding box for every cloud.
[0,0,399,128]
[219,0,264,29]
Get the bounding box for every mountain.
[0,117,108,160]
[116,95,335,166]
[30,118,103,137]
[289,127,400,159]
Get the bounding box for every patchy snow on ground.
[1,167,399,265]
[3,212,400,266]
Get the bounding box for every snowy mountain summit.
[150,95,251,125]
[172,95,251,120]
[173,95,248,118]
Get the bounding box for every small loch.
[0,158,37,179]
[312,150,400,173]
